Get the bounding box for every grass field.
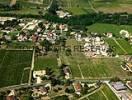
[87,23,132,37]
[87,84,118,100]
[0,50,32,88]
[34,53,58,73]
[60,51,128,79]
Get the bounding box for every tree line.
[0,11,132,26]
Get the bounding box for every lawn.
[60,51,128,79]
[88,84,118,100]
[0,50,33,88]
[34,53,58,73]
[87,23,132,37]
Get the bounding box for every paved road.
[0,82,50,92]
[28,49,35,85]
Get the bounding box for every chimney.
[10,0,16,7]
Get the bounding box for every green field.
[0,50,32,88]
[87,23,132,36]
[60,51,128,79]
[105,38,132,55]
[87,84,118,100]
[34,53,58,73]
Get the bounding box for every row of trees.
[43,12,132,26]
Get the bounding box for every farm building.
[111,82,127,91]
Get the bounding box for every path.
[0,82,50,92]
[77,64,84,79]
[101,90,109,100]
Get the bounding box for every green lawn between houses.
[87,84,118,100]
[60,51,128,79]
[0,50,32,88]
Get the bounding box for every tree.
[40,39,52,52]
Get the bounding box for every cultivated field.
[87,84,118,100]
[0,50,32,88]
[60,51,128,79]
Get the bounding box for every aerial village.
[0,15,132,100]
[0,0,132,100]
